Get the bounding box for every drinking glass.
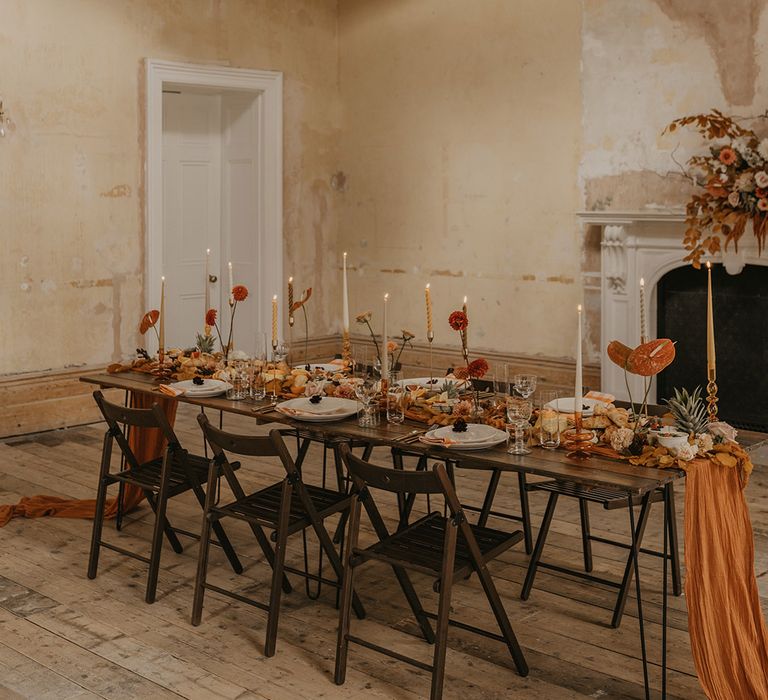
[538,390,561,450]
[354,348,379,427]
[506,397,533,455]
[226,358,249,400]
[250,333,268,400]
[513,374,537,399]
[386,371,405,424]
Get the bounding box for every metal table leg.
[628,491,651,700]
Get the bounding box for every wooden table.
[79,370,766,700]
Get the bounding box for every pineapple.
[195,332,216,354]
[440,380,459,399]
[664,386,709,435]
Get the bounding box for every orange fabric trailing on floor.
[684,458,768,700]
[0,393,177,527]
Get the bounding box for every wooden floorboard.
[0,403,765,699]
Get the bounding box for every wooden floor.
[0,405,766,700]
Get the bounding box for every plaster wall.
[0,0,340,375]
[336,0,585,362]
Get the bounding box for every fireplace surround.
[578,210,768,417]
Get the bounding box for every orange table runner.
[0,393,177,527]
[684,458,768,700]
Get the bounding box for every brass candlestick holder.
[342,329,352,367]
[427,331,434,384]
[563,412,594,460]
[706,369,719,422]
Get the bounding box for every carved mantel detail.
[602,224,627,294]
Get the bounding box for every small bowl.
[655,430,689,451]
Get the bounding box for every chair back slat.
[92,390,178,471]
[341,446,444,495]
[197,414,282,458]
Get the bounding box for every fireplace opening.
[656,263,768,432]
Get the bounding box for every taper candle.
[204,248,210,314]
[288,277,294,327]
[159,276,166,351]
[342,252,350,333]
[575,304,583,413]
[228,261,234,305]
[382,293,389,380]
[706,262,716,376]
[462,295,468,315]
[272,295,278,346]
[639,277,647,344]
[425,283,433,336]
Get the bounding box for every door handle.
[209,274,218,283]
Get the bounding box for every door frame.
[145,59,283,338]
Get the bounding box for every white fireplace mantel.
[578,210,767,402]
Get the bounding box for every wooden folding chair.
[336,446,528,700]
[88,391,243,604]
[192,416,365,657]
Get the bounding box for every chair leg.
[146,455,172,604]
[145,491,184,554]
[390,449,408,522]
[517,473,533,555]
[665,484,682,596]
[579,498,594,572]
[188,478,244,576]
[430,520,458,700]
[611,495,653,628]
[264,481,292,657]
[191,464,218,626]
[474,556,529,677]
[335,497,362,686]
[521,492,558,601]
[87,434,112,580]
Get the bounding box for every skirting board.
[0,335,599,438]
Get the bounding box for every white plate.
[168,379,231,397]
[420,423,508,450]
[294,363,342,373]
[276,397,358,422]
[544,397,600,417]
[397,377,468,390]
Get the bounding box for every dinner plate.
[544,397,600,417]
[294,363,341,373]
[276,397,358,422]
[397,377,468,390]
[420,424,508,450]
[167,379,232,397]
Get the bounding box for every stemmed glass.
[513,374,537,400]
[353,347,379,427]
[506,397,533,455]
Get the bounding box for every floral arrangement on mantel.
[664,109,768,266]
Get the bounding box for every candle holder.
[706,370,719,422]
[562,413,594,460]
[427,331,434,385]
[342,329,352,367]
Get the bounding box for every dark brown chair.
[335,447,528,700]
[192,416,365,657]
[88,391,242,604]
[521,480,681,627]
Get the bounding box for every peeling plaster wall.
[337,0,584,360]
[581,0,768,212]
[1,0,340,376]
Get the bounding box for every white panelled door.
[221,93,260,354]
[162,91,222,349]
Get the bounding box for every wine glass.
[506,397,533,455]
[353,347,379,426]
[513,374,537,400]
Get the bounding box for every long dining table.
[79,369,765,699]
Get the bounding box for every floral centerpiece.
[204,284,248,361]
[448,309,489,417]
[355,311,414,373]
[664,109,768,266]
